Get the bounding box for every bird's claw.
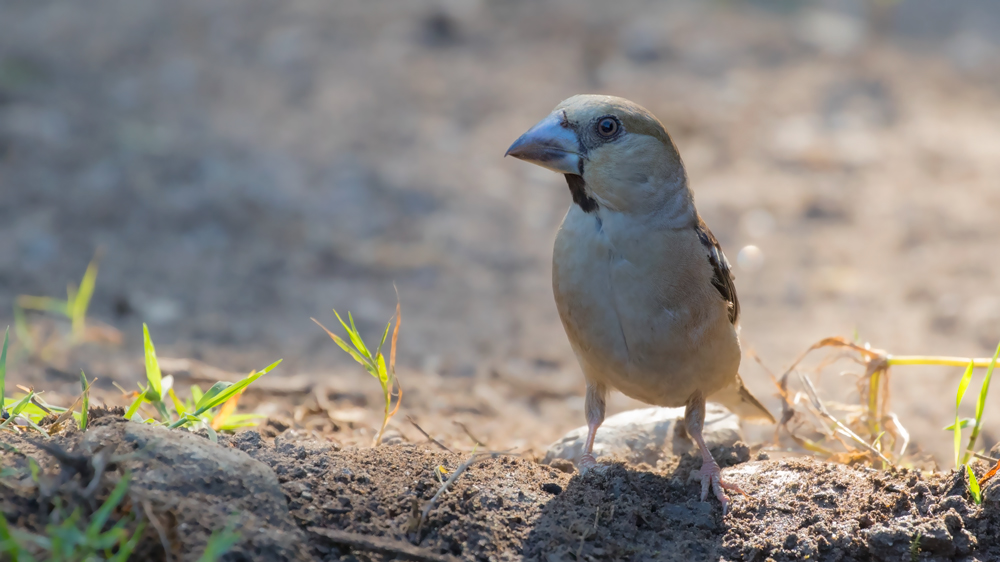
[578,453,607,476]
[697,460,746,516]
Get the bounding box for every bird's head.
[506,95,691,219]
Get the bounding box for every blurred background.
[1,0,999,463]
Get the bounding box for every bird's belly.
[553,209,740,407]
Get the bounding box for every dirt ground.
[2,413,999,561]
[3,1,1000,559]
[2,0,1000,463]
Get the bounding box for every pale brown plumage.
[507,94,774,514]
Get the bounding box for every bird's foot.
[695,459,747,516]
[577,453,607,476]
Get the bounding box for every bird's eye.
[596,117,619,138]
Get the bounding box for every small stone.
[542,404,743,466]
[547,458,576,474]
[541,483,562,495]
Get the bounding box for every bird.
[505,94,775,514]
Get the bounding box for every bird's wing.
[694,216,739,325]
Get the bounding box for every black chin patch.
[564,174,598,213]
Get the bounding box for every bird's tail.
[709,373,776,424]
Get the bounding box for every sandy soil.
[2,0,1000,465]
[2,414,999,561]
[2,3,1000,557]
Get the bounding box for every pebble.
[542,404,743,466]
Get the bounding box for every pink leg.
[578,381,606,471]
[684,390,746,515]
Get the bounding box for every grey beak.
[505,111,585,175]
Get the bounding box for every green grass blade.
[218,414,266,430]
[71,257,99,341]
[142,324,163,401]
[377,354,390,410]
[152,399,171,422]
[966,464,982,505]
[0,514,38,562]
[109,520,146,562]
[124,393,145,420]
[79,371,89,431]
[8,393,34,417]
[168,388,187,416]
[376,319,392,357]
[86,473,131,540]
[16,295,70,316]
[2,401,48,422]
[962,340,1000,465]
[943,418,974,431]
[334,310,370,360]
[192,382,233,413]
[0,326,8,414]
[197,519,241,562]
[347,312,371,357]
[195,359,282,413]
[313,318,371,368]
[954,360,974,467]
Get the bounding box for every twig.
[48,378,96,431]
[407,416,452,453]
[973,452,1000,463]
[451,421,486,448]
[142,500,173,562]
[308,527,460,562]
[418,451,518,533]
[577,506,600,559]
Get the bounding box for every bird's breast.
[552,206,740,406]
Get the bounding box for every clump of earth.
[2,411,998,561]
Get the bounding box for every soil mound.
[2,418,998,561]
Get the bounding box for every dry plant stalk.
[407,415,453,453]
[769,337,997,467]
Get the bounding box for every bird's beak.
[505,111,584,175]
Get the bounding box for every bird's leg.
[579,381,607,471]
[684,390,746,515]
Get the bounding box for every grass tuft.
[1,324,276,437]
[313,299,402,446]
[0,472,145,561]
[15,251,107,356]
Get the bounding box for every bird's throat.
[564,174,598,213]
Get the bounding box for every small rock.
[983,473,1000,510]
[541,483,562,495]
[548,458,576,474]
[542,404,743,466]
[78,420,307,560]
[915,518,956,557]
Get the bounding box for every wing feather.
[694,216,739,325]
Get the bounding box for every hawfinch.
[506,95,774,514]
